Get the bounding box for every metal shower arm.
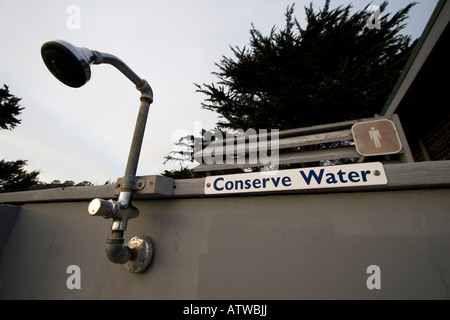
[92,51,145,88]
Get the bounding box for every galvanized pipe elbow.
[105,238,131,264]
[137,79,153,104]
[104,233,154,273]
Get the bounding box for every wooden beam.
[390,114,414,163]
[192,146,361,172]
[195,129,353,160]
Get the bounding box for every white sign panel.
[204,162,387,195]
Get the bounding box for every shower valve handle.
[88,198,118,219]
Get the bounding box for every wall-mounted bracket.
[114,175,174,198]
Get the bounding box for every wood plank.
[193,114,413,173]
[390,114,415,163]
[192,146,361,172]
[202,115,390,146]
[194,129,353,159]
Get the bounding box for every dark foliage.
[0,84,24,130]
[0,159,40,192]
[196,1,417,131]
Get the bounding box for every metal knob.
[88,198,117,218]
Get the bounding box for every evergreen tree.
[161,166,195,179]
[0,84,41,192]
[0,84,24,130]
[0,84,98,191]
[0,159,40,192]
[196,1,417,131]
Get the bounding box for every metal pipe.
[105,230,130,264]
[92,51,144,88]
[123,100,151,185]
[106,238,131,264]
[118,80,153,208]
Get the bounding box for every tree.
[0,84,24,130]
[0,159,40,192]
[0,84,103,191]
[195,1,417,131]
[29,180,95,190]
[0,84,41,192]
[161,166,195,179]
[164,135,198,166]
[163,128,221,168]
[76,180,94,187]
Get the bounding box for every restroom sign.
[351,119,402,156]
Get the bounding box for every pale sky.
[0,0,439,184]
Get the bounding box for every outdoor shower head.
[41,39,146,88]
[40,39,155,273]
[41,40,97,88]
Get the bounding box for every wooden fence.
[191,114,413,175]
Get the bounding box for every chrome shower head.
[41,40,97,88]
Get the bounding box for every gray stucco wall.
[1,188,449,299]
[0,205,19,262]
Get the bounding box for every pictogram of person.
[369,127,382,148]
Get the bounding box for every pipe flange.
[125,236,153,273]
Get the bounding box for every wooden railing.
[191,114,413,174]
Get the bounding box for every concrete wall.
[1,188,449,299]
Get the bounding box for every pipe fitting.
[117,190,132,209]
[137,79,153,104]
[104,233,154,273]
[88,195,138,231]
[106,238,131,264]
[88,198,118,218]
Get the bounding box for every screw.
[373,170,380,176]
[206,183,211,188]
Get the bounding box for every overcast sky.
[0,0,439,184]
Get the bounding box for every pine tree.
[196,1,417,131]
[0,159,40,192]
[0,84,40,192]
[0,84,24,130]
